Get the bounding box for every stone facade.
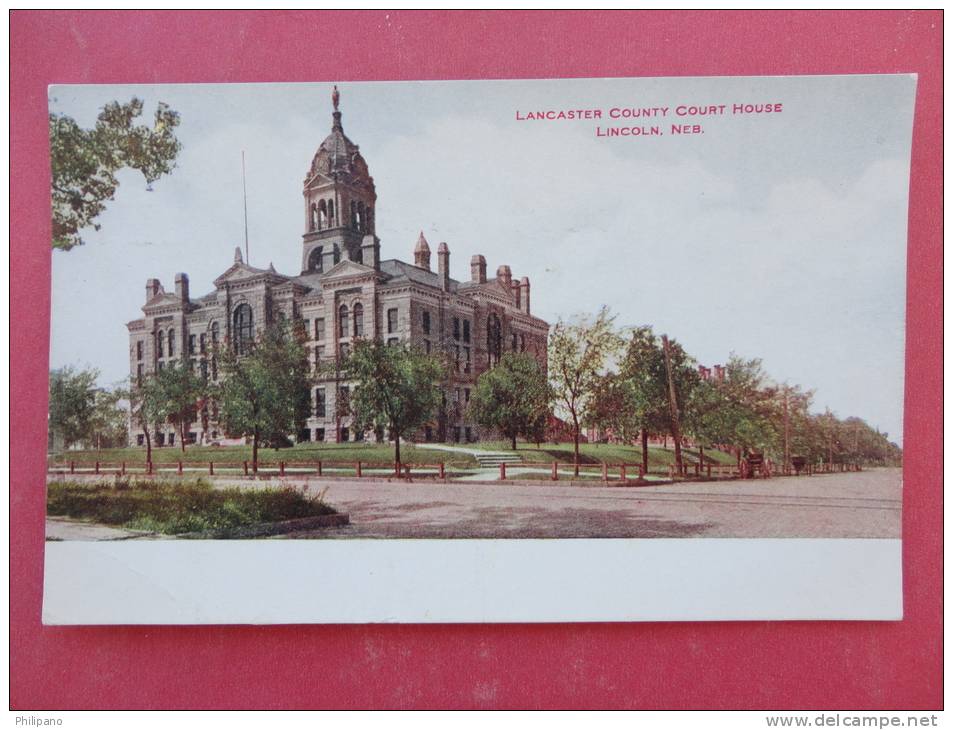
[126,87,549,446]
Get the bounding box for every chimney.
[519,277,531,314]
[437,242,450,291]
[713,364,725,381]
[414,231,431,270]
[145,278,162,303]
[497,264,512,289]
[470,254,487,283]
[174,273,190,304]
[511,280,521,309]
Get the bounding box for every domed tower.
[301,86,380,274]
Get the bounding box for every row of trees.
[49,309,901,472]
[547,307,902,472]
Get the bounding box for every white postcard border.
[43,538,901,624]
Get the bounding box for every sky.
[49,75,916,444]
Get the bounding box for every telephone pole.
[783,386,790,475]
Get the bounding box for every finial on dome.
[332,85,340,111]
[331,85,343,132]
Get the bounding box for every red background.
[10,10,942,710]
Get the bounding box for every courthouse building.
[126,87,550,446]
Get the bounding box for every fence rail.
[47,459,448,480]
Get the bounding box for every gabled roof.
[213,260,289,287]
[380,259,458,291]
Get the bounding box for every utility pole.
[661,335,683,476]
[783,386,790,475]
[827,410,834,470]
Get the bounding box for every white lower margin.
[43,538,902,624]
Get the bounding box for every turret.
[497,264,512,289]
[414,232,431,270]
[519,277,531,314]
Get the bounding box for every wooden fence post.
[500,463,506,480]
[707,464,712,478]
[602,463,608,481]
[439,463,445,479]
[209,461,214,476]
[69,461,75,474]
[355,461,362,478]
[316,460,322,477]
[94,461,100,475]
[279,462,285,477]
[552,462,558,481]
[243,461,249,476]
[178,460,183,475]
[620,464,627,482]
[121,461,126,476]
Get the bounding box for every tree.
[344,340,443,465]
[50,97,182,250]
[87,387,129,450]
[149,360,207,452]
[122,375,165,464]
[48,366,99,449]
[216,322,312,472]
[470,352,551,450]
[548,306,623,473]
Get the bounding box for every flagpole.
[242,150,249,264]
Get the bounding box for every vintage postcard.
[43,75,914,623]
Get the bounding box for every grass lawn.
[469,441,736,468]
[47,478,334,535]
[51,442,479,470]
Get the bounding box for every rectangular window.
[211,356,218,381]
[453,317,461,340]
[452,388,460,403]
[465,426,472,442]
[463,320,471,343]
[188,335,196,355]
[464,347,471,373]
[337,386,350,416]
[422,311,431,335]
[315,318,325,340]
[315,345,325,364]
[315,428,325,442]
[136,341,143,360]
[387,308,398,334]
[424,339,431,354]
[136,434,144,446]
[464,388,471,403]
[157,361,164,372]
[303,319,311,339]
[315,388,326,418]
[157,334,163,358]
[200,333,206,354]
[388,337,399,347]
[136,364,144,386]
[339,427,349,443]
[200,359,208,382]
[339,342,350,359]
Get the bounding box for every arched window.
[211,321,219,345]
[357,202,365,232]
[156,331,164,358]
[333,244,341,265]
[310,203,318,231]
[353,303,364,338]
[366,206,373,232]
[318,199,328,230]
[511,333,518,352]
[519,334,526,352]
[168,329,175,357]
[422,311,431,335]
[308,247,324,273]
[327,199,335,226]
[350,201,358,230]
[233,303,254,355]
[487,314,502,366]
[338,304,349,338]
